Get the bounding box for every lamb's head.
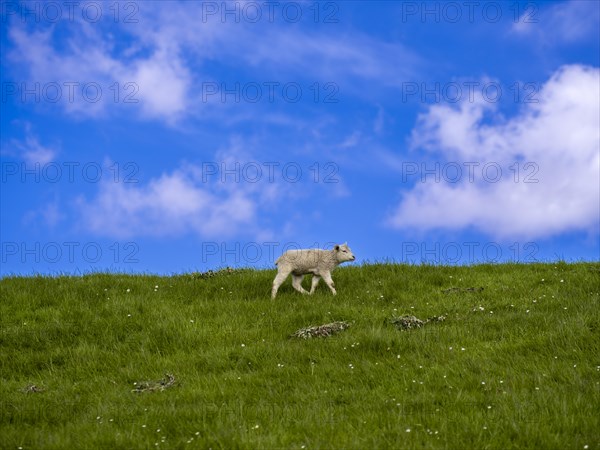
[334,242,356,263]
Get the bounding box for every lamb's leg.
[272,268,291,299]
[292,274,309,294]
[309,275,321,294]
[322,271,337,295]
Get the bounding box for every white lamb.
[271,243,356,299]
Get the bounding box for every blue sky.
[1,0,599,275]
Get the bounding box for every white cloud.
[6,2,421,125]
[18,136,57,166]
[512,1,600,44]
[238,29,420,87]
[129,49,191,121]
[7,11,192,122]
[388,64,600,240]
[339,131,361,149]
[76,162,266,239]
[24,199,65,228]
[6,123,57,165]
[74,139,301,240]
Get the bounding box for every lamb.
[271,243,356,299]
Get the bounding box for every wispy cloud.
[4,122,58,165]
[23,199,65,228]
[7,20,191,123]
[5,2,421,125]
[74,150,278,239]
[387,64,600,240]
[512,1,600,44]
[75,166,258,238]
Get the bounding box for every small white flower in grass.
[195,432,200,436]
[535,387,539,390]
[405,428,411,432]
[127,314,132,317]
[487,405,491,409]
[253,424,259,429]
[449,347,453,350]
[157,429,160,432]
[500,380,504,383]
[483,426,487,430]
[461,348,465,351]
[126,288,131,293]
[97,416,101,420]
[190,320,194,323]
[574,364,577,368]
[142,424,146,428]
[241,344,245,347]
[481,381,486,385]
[526,310,530,313]
[584,445,589,449]
[560,280,564,283]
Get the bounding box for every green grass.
[1,262,599,449]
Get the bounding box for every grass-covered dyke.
[1,263,599,449]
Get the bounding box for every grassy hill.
[1,262,599,449]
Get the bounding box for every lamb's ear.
[335,245,340,251]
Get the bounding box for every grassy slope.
[0,262,599,449]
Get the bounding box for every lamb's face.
[335,243,356,263]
